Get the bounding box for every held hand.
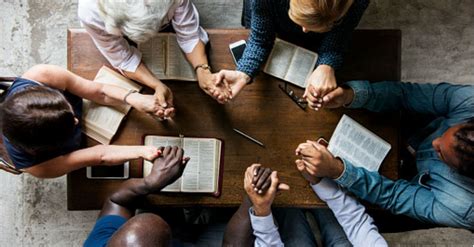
[197,70,232,104]
[304,65,337,110]
[153,83,175,119]
[140,146,162,161]
[216,70,251,100]
[295,140,344,179]
[251,165,290,194]
[295,159,321,184]
[320,86,354,109]
[144,146,190,192]
[244,164,289,216]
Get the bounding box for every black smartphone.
[229,40,247,65]
[86,162,130,179]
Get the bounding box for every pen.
[233,128,265,147]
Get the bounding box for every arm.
[222,196,255,247]
[99,146,188,219]
[312,178,387,247]
[249,209,284,247]
[24,145,161,179]
[22,64,171,117]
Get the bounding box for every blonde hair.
[98,0,176,43]
[289,0,354,31]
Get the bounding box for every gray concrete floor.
[0,0,473,246]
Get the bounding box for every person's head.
[432,118,474,179]
[288,0,354,33]
[0,86,77,155]
[107,213,171,247]
[98,0,177,43]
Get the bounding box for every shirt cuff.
[342,80,371,108]
[249,207,277,233]
[311,178,340,201]
[334,158,358,188]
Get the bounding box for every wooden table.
[67,29,401,210]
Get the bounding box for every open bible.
[139,33,197,81]
[82,66,142,144]
[143,135,224,196]
[328,115,392,172]
[263,38,318,88]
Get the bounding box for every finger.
[252,166,261,186]
[253,167,265,188]
[298,145,318,157]
[163,146,171,156]
[176,146,184,160]
[256,168,272,190]
[182,156,190,165]
[295,159,305,171]
[268,171,279,194]
[258,178,272,194]
[277,183,290,191]
[296,143,311,155]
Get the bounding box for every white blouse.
[78,0,209,72]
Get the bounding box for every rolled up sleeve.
[172,0,209,54]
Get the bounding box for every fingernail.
[258,190,262,194]
[254,188,258,191]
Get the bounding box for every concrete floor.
[0,0,473,246]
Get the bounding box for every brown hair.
[0,86,75,154]
[289,0,354,31]
[454,118,474,179]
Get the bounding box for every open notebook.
[328,115,392,172]
[263,38,318,88]
[82,66,141,144]
[143,135,224,197]
[139,33,197,81]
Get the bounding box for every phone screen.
[90,164,126,178]
[230,42,246,65]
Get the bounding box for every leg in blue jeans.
[273,208,318,247]
[311,209,352,247]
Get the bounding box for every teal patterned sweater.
[237,0,369,78]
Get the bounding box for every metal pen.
[233,128,265,147]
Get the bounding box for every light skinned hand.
[215,70,251,100]
[140,146,163,161]
[153,83,175,119]
[197,69,232,104]
[244,164,289,216]
[311,86,355,110]
[303,64,337,111]
[295,140,344,179]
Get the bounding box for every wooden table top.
[67,29,401,210]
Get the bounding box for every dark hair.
[454,118,474,179]
[0,86,75,154]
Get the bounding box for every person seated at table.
[223,164,380,247]
[0,64,168,178]
[216,0,369,107]
[78,0,231,114]
[300,80,474,229]
[84,146,189,247]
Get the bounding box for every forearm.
[223,195,254,247]
[312,178,387,247]
[99,178,151,219]
[124,62,163,90]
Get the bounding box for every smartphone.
[229,40,247,65]
[86,162,130,180]
[316,137,329,148]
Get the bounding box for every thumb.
[277,183,290,191]
[295,159,305,172]
[155,91,167,108]
[269,171,279,191]
[323,88,342,104]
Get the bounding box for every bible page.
[166,35,196,81]
[284,47,318,88]
[328,115,391,172]
[181,138,217,193]
[263,39,296,80]
[143,136,182,192]
[139,35,167,78]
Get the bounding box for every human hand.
[197,69,232,104]
[295,159,321,184]
[295,140,344,179]
[153,83,175,119]
[144,146,190,192]
[304,65,337,110]
[312,86,354,110]
[139,146,162,161]
[216,70,251,100]
[251,165,290,194]
[244,164,289,216]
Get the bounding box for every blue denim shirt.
[335,81,474,229]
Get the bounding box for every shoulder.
[78,0,104,28]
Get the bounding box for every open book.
[139,33,197,81]
[143,135,224,196]
[263,38,318,88]
[328,115,391,172]
[82,66,142,144]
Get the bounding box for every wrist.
[253,205,271,216]
[317,64,334,73]
[343,87,355,106]
[331,158,345,179]
[237,71,252,84]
